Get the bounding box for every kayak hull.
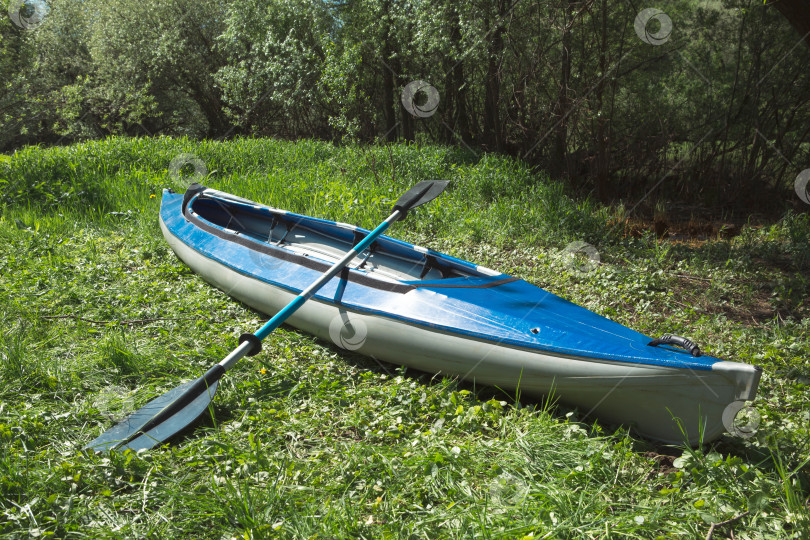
[159,187,761,445]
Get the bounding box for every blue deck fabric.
[160,190,718,371]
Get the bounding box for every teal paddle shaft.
[255,211,400,340]
[217,210,401,371]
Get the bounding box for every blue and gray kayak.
[159,185,761,445]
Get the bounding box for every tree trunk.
[483,0,507,152]
[382,49,397,141]
[443,2,470,145]
[594,0,609,200]
[382,0,398,141]
[552,0,573,177]
[393,56,414,142]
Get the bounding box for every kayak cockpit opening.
[189,194,486,283]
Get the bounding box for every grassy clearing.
[0,137,808,538]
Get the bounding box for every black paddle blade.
[118,379,218,452]
[391,180,450,220]
[84,377,219,453]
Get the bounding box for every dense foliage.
[2,0,809,210]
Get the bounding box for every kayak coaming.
[159,187,761,445]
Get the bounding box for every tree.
[216,0,338,139]
[0,17,36,149]
[84,0,231,137]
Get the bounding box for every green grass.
[0,137,808,538]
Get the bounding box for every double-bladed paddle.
[84,180,449,453]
